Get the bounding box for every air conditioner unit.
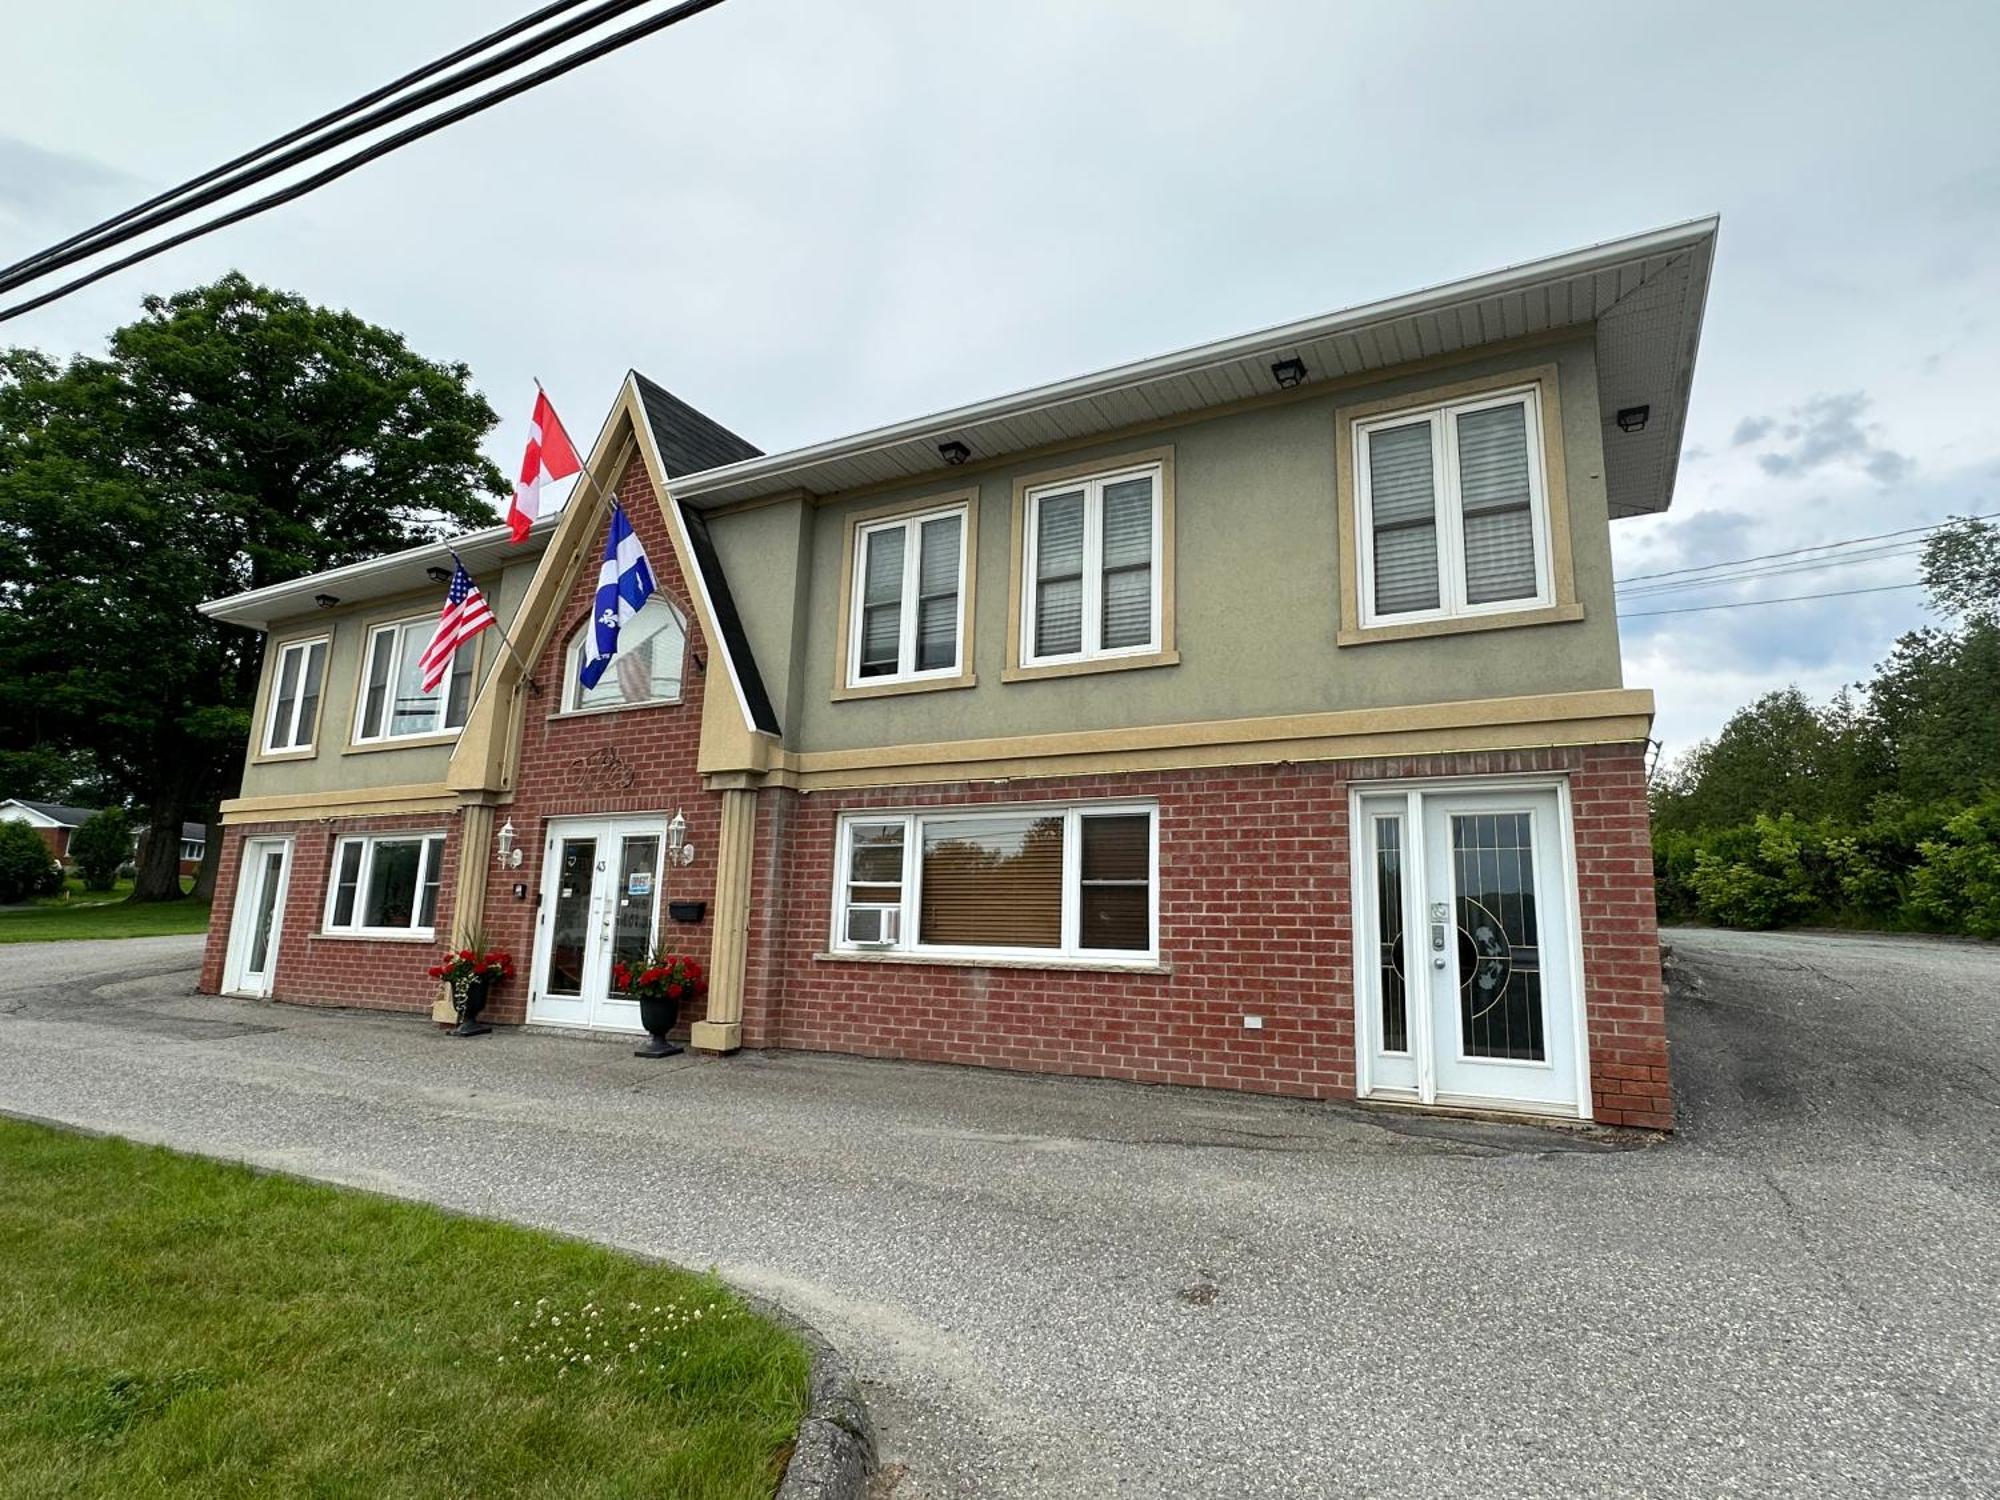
[850,907,900,948]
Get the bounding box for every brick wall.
[743,742,1671,1128]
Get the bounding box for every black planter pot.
[449,974,493,1038]
[634,991,682,1058]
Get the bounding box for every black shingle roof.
[632,371,762,478]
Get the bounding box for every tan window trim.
[830,485,979,702]
[1333,363,1579,647]
[1005,445,1177,683]
[250,631,332,765]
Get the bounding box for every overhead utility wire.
[1614,539,1930,599]
[0,0,598,288]
[1612,509,2000,587]
[1617,582,1924,619]
[0,0,730,323]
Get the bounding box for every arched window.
[563,596,687,713]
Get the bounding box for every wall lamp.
[1270,356,1307,389]
[426,565,452,584]
[494,820,522,869]
[1615,405,1651,433]
[938,440,971,466]
[666,808,696,867]
[314,593,340,609]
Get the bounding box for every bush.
[68,807,132,892]
[1908,795,2000,938]
[0,820,64,904]
[1684,814,1822,929]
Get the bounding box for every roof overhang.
[197,511,558,630]
[670,216,1717,519]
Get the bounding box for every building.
[0,799,205,876]
[198,218,1715,1129]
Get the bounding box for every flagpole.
[450,549,543,695]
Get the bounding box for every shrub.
[0,820,64,904]
[1908,795,2000,938]
[1685,814,1822,929]
[68,807,133,892]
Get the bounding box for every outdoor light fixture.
[938,440,971,466]
[666,808,696,867]
[426,565,452,584]
[494,820,521,869]
[314,593,340,609]
[1271,356,1307,389]
[1616,404,1651,433]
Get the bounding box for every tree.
[1919,515,2000,626]
[69,807,132,893]
[0,275,505,901]
[0,820,62,904]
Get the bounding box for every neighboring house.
[196,218,1716,1129]
[0,801,206,876]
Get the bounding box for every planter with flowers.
[429,946,515,1038]
[614,950,705,1058]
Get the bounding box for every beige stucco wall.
[707,335,1622,756]
[235,559,539,800]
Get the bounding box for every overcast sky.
[4,0,1996,759]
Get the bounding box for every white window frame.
[846,501,970,688]
[321,832,447,937]
[829,802,1159,964]
[352,615,474,745]
[559,596,688,715]
[1352,385,1554,629]
[261,636,328,755]
[1019,463,1164,668]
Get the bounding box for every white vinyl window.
[1354,386,1553,626]
[1021,464,1161,666]
[354,616,474,743]
[563,596,687,713]
[262,637,328,754]
[323,833,446,936]
[831,803,1158,962]
[849,504,967,686]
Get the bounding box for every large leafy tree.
[0,274,505,900]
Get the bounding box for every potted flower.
[613,949,705,1058]
[429,946,515,1038]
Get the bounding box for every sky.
[3,0,1997,761]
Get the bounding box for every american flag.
[418,557,497,692]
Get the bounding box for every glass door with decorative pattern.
[528,817,665,1032]
[1356,785,1583,1116]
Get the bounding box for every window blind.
[271,647,303,748]
[1078,813,1149,951]
[859,525,905,677]
[1100,477,1154,650]
[1367,421,1441,615]
[919,815,1063,947]
[916,514,961,672]
[1456,403,1537,604]
[1034,492,1086,656]
[294,641,324,745]
[362,630,396,738]
[330,840,363,927]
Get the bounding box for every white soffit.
[672,216,1717,518]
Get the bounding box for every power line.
[0,0,598,290]
[1612,510,2000,587]
[0,0,667,299]
[1617,582,1924,619]
[1615,539,1929,598]
[0,0,730,323]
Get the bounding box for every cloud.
[1743,391,1913,484]
[0,134,136,218]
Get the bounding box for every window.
[355,616,474,743]
[832,804,1157,962]
[324,834,446,936]
[1354,386,1552,626]
[847,503,967,687]
[1021,464,1162,666]
[262,637,328,754]
[563,596,686,713]
[180,840,204,862]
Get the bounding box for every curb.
[742,1290,877,1499]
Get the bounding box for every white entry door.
[224,836,292,997]
[1354,784,1587,1117]
[528,818,667,1033]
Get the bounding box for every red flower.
[666,982,683,999]
[426,965,444,979]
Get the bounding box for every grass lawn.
[0,1120,810,1498]
[0,878,210,943]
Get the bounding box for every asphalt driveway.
[2,928,1996,1497]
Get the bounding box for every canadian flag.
[506,388,583,543]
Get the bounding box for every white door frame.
[527,815,668,1033]
[1348,775,1592,1119]
[222,834,293,998]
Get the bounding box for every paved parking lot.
[3,928,1996,1497]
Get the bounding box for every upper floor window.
[1021,462,1162,667]
[848,502,967,688]
[1354,387,1552,627]
[324,832,445,936]
[355,616,474,744]
[263,636,328,755]
[563,596,686,713]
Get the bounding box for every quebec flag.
[579,502,657,690]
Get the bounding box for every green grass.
[0,878,210,943]
[0,1119,810,1498]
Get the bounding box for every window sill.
[831,671,977,703]
[343,731,463,755]
[815,949,1169,975]
[1001,647,1179,684]
[311,929,438,944]
[252,747,320,765]
[547,697,684,722]
[1338,600,1583,647]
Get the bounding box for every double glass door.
[529,818,667,1032]
[1356,785,1583,1115]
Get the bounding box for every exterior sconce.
[938,440,971,466]
[1270,356,1307,389]
[314,593,340,609]
[666,808,696,868]
[1615,405,1650,433]
[426,565,452,584]
[494,820,522,869]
